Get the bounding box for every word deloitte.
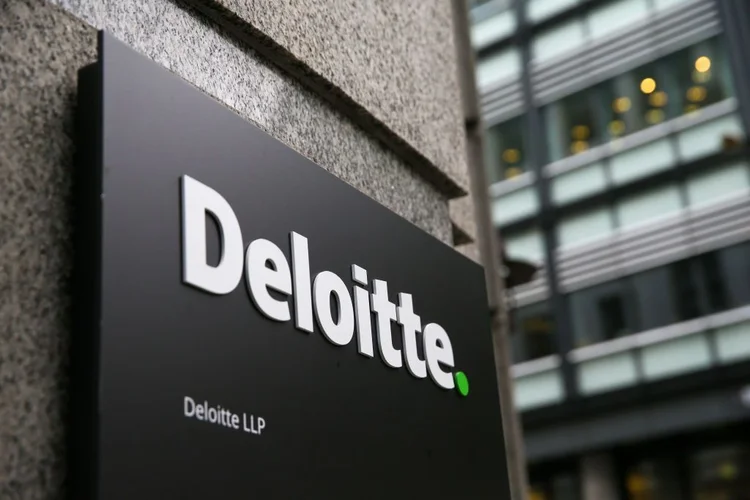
[181,175,470,395]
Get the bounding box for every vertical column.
[581,454,621,500]
[716,0,750,136]
[514,0,578,400]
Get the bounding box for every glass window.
[668,258,703,321]
[625,459,682,500]
[556,206,614,249]
[526,0,579,23]
[484,117,527,183]
[599,59,667,137]
[476,47,522,89]
[690,445,750,500]
[492,185,540,225]
[695,251,730,314]
[511,301,557,363]
[631,266,680,331]
[552,162,608,205]
[544,90,601,162]
[653,0,690,11]
[615,183,683,230]
[569,280,639,347]
[529,466,582,500]
[665,38,734,116]
[677,114,744,163]
[631,257,709,329]
[716,242,750,310]
[587,0,649,41]
[532,18,586,63]
[471,9,516,49]
[686,161,750,208]
[541,37,735,161]
[504,227,545,264]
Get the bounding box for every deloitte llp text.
[180,176,469,395]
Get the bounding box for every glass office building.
[470,0,750,498]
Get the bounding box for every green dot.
[455,371,469,397]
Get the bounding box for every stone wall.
[0,0,472,498]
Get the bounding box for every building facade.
[470,0,750,499]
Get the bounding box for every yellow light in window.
[505,166,523,179]
[718,462,738,480]
[695,55,712,73]
[684,104,701,114]
[571,125,590,140]
[649,90,668,107]
[612,96,632,113]
[687,85,707,102]
[608,119,625,137]
[529,489,546,500]
[528,487,547,500]
[692,69,711,83]
[627,474,650,494]
[646,109,665,124]
[502,148,520,164]
[640,77,657,94]
[570,140,589,154]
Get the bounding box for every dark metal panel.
[72,31,509,500]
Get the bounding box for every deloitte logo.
[181,176,470,396]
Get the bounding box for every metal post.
[716,0,750,137]
[451,2,529,500]
[514,0,579,401]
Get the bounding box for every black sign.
[71,32,509,499]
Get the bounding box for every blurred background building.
[468,0,750,499]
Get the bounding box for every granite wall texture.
[0,2,96,498]
[185,0,469,195]
[49,0,455,242]
[0,0,468,498]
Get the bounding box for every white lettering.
[313,271,355,346]
[245,239,292,321]
[184,396,196,417]
[351,265,374,358]
[180,177,461,392]
[258,417,266,434]
[423,323,455,390]
[291,232,314,332]
[181,176,243,295]
[397,293,426,379]
[371,280,402,368]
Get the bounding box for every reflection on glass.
[569,243,750,347]
[569,280,639,347]
[511,301,556,363]
[484,117,527,184]
[528,469,581,500]
[625,460,682,500]
[667,38,733,116]
[545,91,600,162]
[542,37,734,161]
[716,242,750,310]
[690,445,750,500]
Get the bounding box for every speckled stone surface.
[53,0,470,198]
[1,0,459,498]
[0,2,96,498]
[456,242,481,264]
[50,0,454,243]
[196,0,470,197]
[450,194,477,245]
